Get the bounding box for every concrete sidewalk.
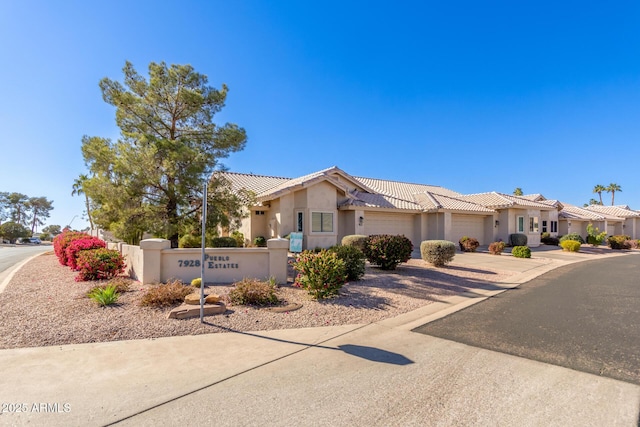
[1,248,639,426]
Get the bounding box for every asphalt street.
[0,245,51,275]
[414,254,640,385]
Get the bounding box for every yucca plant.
[88,284,119,306]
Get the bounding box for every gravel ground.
[0,252,513,349]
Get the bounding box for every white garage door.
[451,215,485,244]
[607,224,616,236]
[364,212,414,242]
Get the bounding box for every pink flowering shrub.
[53,230,90,266]
[75,248,125,281]
[65,236,106,270]
[291,250,346,299]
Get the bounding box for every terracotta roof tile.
[584,204,640,218]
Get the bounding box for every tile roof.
[559,204,607,221]
[412,192,495,213]
[458,192,553,209]
[353,176,462,199]
[584,204,640,218]
[342,191,423,210]
[216,171,289,195]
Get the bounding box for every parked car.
[29,237,41,244]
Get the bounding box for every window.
[296,212,303,232]
[529,217,539,233]
[255,211,265,216]
[311,212,333,232]
[517,216,525,233]
[542,220,547,233]
[550,221,558,233]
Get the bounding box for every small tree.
[0,222,30,243]
[586,223,607,247]
[513,188,523,196]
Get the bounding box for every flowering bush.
[608,235,632,250]
[53,230,90,266]
[65,236,106,270]
[292,250,346,299]
[363,234,413,270]
[75,248,125,281]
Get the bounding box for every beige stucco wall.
[118,238,289,285]
[304,181,338,249]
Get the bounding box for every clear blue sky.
[1,1,639,231]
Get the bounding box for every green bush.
[512,246,531,258]
[228,278,279,306]
[292,250,346,299]
[329,245,366,281]
[230,230,245,247]
[341,234,368,252]
[488,241,505,255]
[253,236,267,247]
[586,223,607,247]
[88,284,119,306]
[608,235,631,250]
[559,233,585,244]
[179,234,201,248]
[540,235,560,245]
[75,248,125,281]
[139,279,192,308]
[459,236,480,252]
[191,277,202,288]
[209,237,237,248]
[420,240,456,267]
[363,234,413,270]
[509,233,528,247]
[560,240,581,252]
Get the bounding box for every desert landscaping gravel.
[0,251,513,349]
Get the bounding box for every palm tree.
[71,174,94,229]
[513,188,523,196]
[606,183,622,205]
[592,184,606,205]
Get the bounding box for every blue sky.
[1,1,639,231]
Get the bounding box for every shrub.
[586,223,607,247]
[139,279,193,308]
[75,248,125,281]
[179,234,201,248]
[191,277,202,288]
[88,285,119,306]
[341,235,368,252]
[65,236,106,270]
[53,231,90,265]
[253,236,267,247]
[230,230,245,247]
[559,233,585,244]
[420,240,456,267]
[459,236,480,252]
[608,235,632,250]
[488,241,506,255]
[540,235,560,246]
[508,234,528,247]
[363,234,413,270]
[292,250,346,299]
[329,245,366,281]
[627,239,640,249]
[209,237,237,248]
[560,240,581,252]
[228,278,279,306]
[512,246,531,258]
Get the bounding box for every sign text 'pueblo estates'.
[177,254,239,269]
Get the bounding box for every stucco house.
[557,203,616,237]
[583,205,640,238]
[219,166,556,250]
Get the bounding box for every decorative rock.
[264,303,303,313]
[184,293,202,305]
[168,303,227,319]
[205,294,220,304]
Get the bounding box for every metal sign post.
[200,182,207,323]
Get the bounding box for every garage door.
[607,224,616,236]
[364,212,414,243]
[451,215,485,244]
